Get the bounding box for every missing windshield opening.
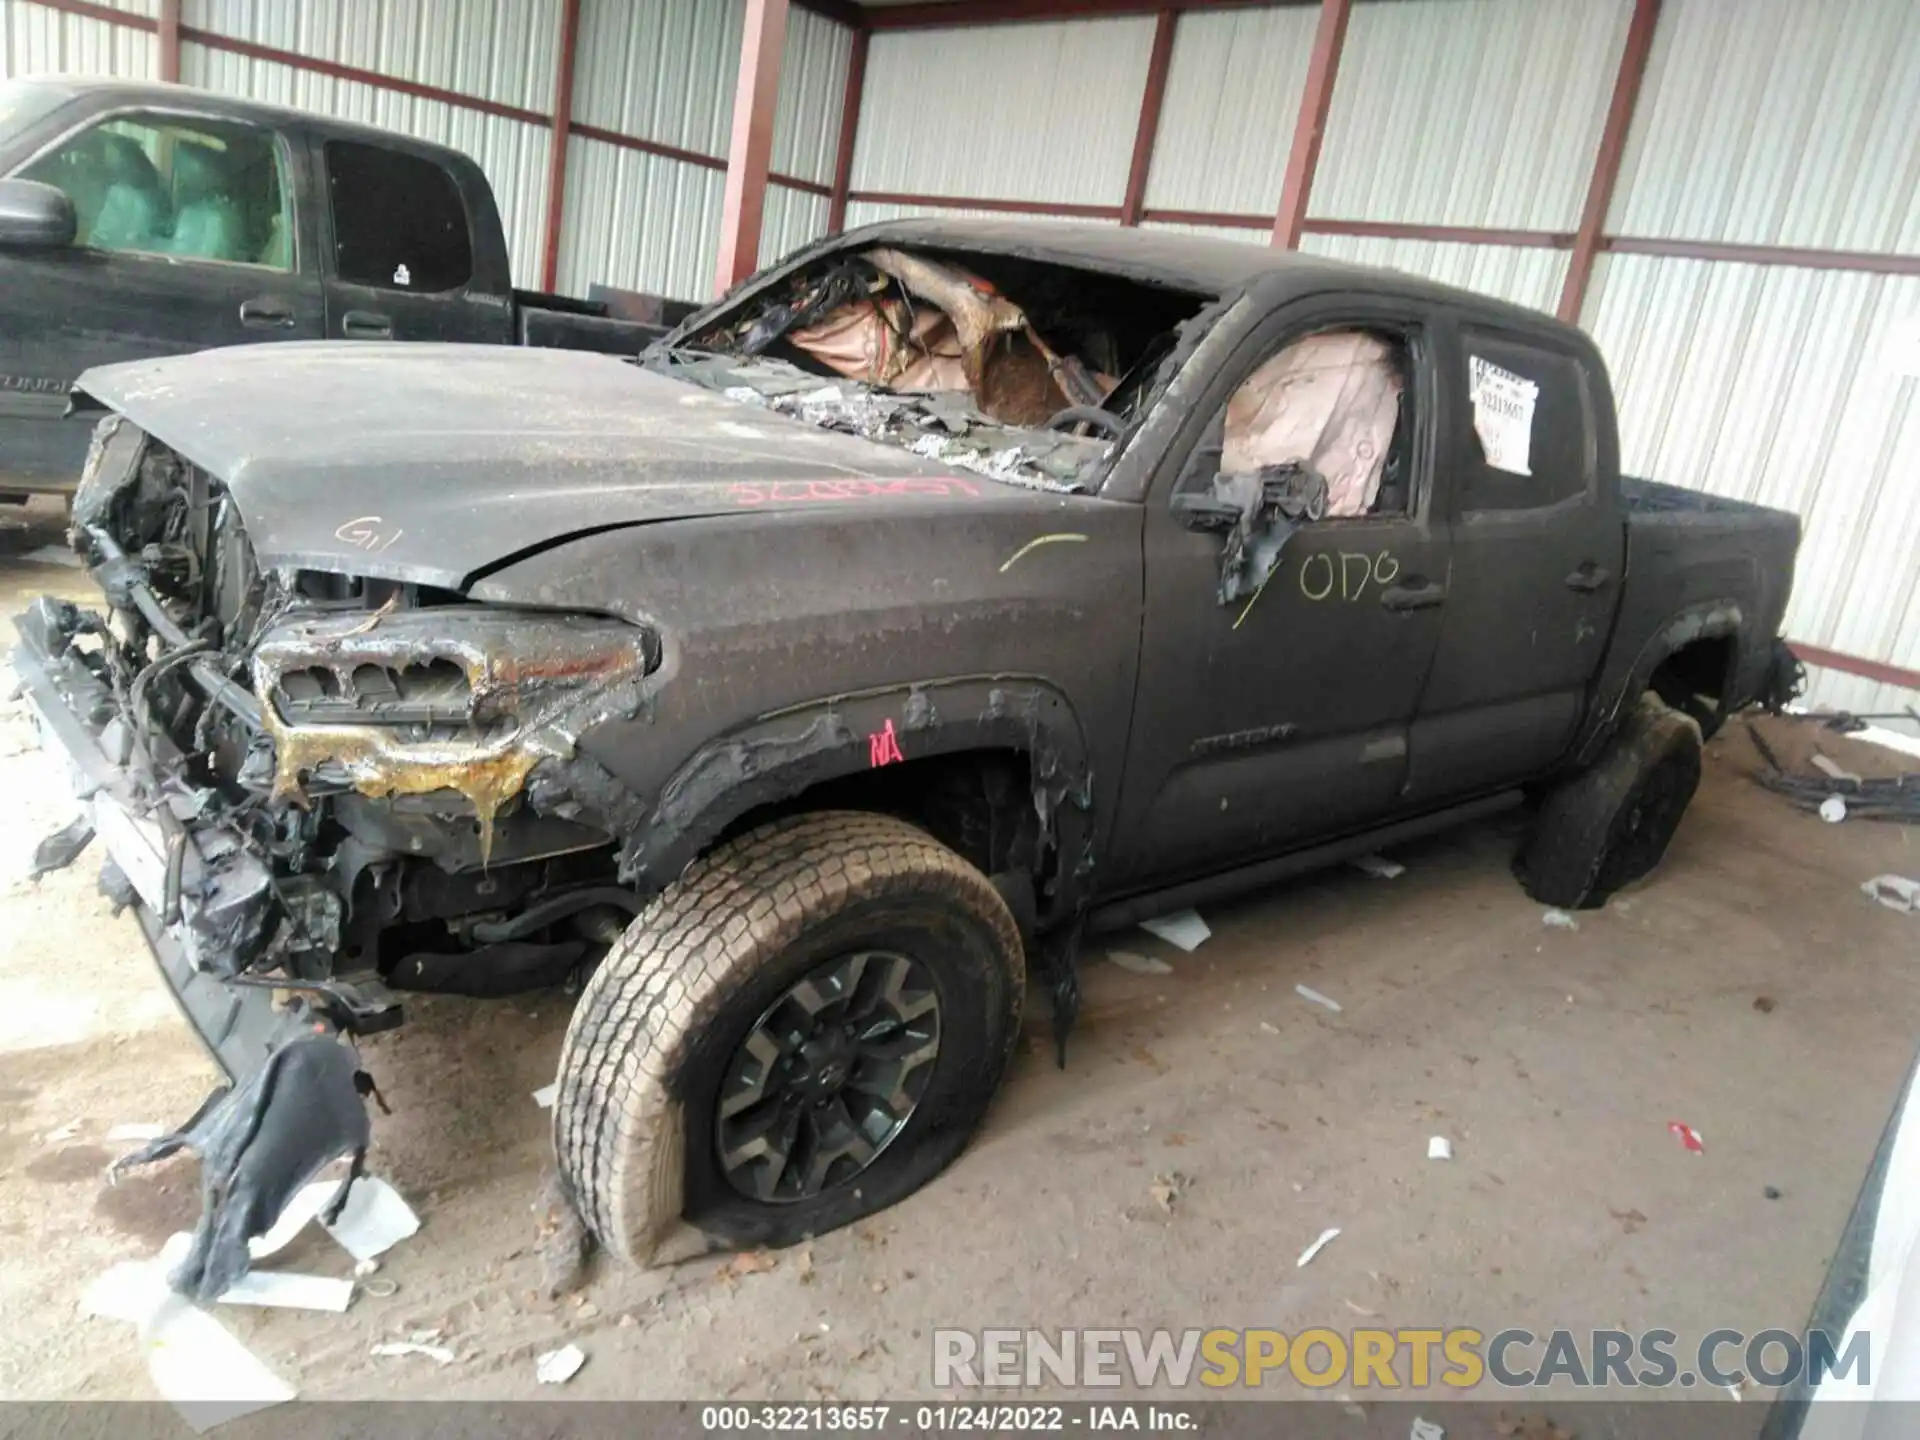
[670,245,1211,490]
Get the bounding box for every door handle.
[238,297,296,329]
[1565,563,1613,593]
[341,309,393,339]
[1380,581,1446,612]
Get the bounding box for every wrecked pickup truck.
[15,218,1802,1297]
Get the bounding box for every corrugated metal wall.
[1141,4,1316,217]
[6,0,850,297]
[1584,0,1920,711]
[1,0,157,80]
[558,0,850,300]
[851,16,1154,208]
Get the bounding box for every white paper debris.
[216,1270,353,1313]
[106,1121,166,1142]
[537,1343,587,1384]
[371,1340,455,1365]
[1428,1136,1452,1161]
[1348,854,1405,879]
[1411,1418,1447,1440]
[1468,356,1537,475]
[1820,794,1849,823]
[532,1082,559,1110]
[1138,909,1211,952]
[248,1180,337,1260]
[83,1258,171,1324]
[144,1296,298,1433]
[1542,909,1579,930]
[83,1242,297,1432]
[1295,984,1342,1013]
[1810,754,1863,784]
[1296,1227,1340,1268]
[323,1177,420,1261]
[1107,950,1174,976]
[1259,1021,1280,1035]
[1862,875,1920,914]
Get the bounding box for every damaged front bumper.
[14,595,381,1300]
[14,595,391,1078]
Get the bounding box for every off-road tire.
[554,811,1025,1264]
[1517,693,1703,910]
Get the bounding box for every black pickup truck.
[15,218,1801,1298]
[0,77,688,498]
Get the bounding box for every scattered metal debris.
[1748,721,1920,821]
[1427,1136,1452,1161]
[1107,950,1174,976]
[536,1343,587,1385]
[1295,983,1342,1013]
[1138,909,1211,952]
[1297,1227,1341,1268]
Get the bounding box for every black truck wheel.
[1517,694,1703,910]
[554,811,1025,1264]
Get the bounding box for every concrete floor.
[2,498,1917,1413]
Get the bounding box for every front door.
[1109,304,1451,890]
[316,138,508,344]
[0,109,322,491]
[1403,325,1624,803]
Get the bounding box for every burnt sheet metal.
[29,814,94,878]
[73,344,1014,590]
[113,1033,370,1303]
[1177,462,1331,605]
[249,607,657,860]
[668,353,1102,493]
[623,678,1096,923]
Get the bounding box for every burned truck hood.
[77,342,1008,591]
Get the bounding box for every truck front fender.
[617,675,1096,919]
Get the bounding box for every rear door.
[0,106,321,491]
[1403,321,1623,802]
[1108,297,1452,889]
[316,137,511,344]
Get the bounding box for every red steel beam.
[867,0,1286,31]
[1558,0,1660,323]
[827,25,870,234]
[796,0,866,27]
[848,189,1124,220]
[157,0,182,82]
[1270,0,1349,250]
[1120,9,1177,227]
[716,0,791,295]
[538,0,581,292]
[1306,217,1576,248]
[1791,644,1920,694]
[1601,235,1920,277]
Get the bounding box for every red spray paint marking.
[1668,1121,1705,1153]
[869,719,905,768]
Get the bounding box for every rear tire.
[1518,694,1702,910]
[554,811,1024,1264]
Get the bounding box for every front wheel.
[554,811,1025,1263]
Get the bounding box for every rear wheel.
[554,811,1024,1263]
[1518,693,1702,910]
